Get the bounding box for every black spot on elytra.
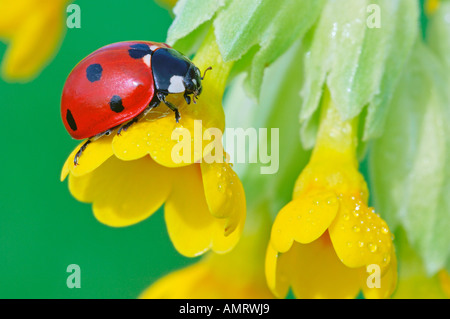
[66,109,77,131]
[109,95,124,113]
[128,43,152,59]
[86,63,103,82]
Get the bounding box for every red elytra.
[61,41,170,140]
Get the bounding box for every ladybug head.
[183,65,202,96]
[183,65,212,103]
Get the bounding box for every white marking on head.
[168,75,185,93]
[143,54,151,67]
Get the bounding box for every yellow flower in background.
[0,0,69,82]
[439,271,450,297]
[60,31,246,257]
[141,207,274,299]
[425,0,440,15]
[392,229,449,299]
[266,90,397,299]
[156,0,178,10]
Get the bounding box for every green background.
[0,0,195,298]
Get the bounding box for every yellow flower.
[0,0,69,82]
[140,207,274,299]
[156,0,179,10]
[265,90,397,299]
[60,31,246,257]
[425,0,440,15]
[392,229,449,299]
[439,271,450,298]
[394,268,450,299]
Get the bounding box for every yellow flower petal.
[200,161,246,235]
[265,243,291,299]
[164,164,243,257]
[360,249,398,299]
[0,0,35,37]
[140,262,210,299]
[288,234,361,299]
[328,195,393,270]
[112,94,224,167]
[164,164,217,257]
[61,134,115,180]
[141,257,273,299]
[1,0,67,81]
[270,191,339,253]
[210,215,244,255]
[68,155,173,227]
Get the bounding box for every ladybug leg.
[117,118,139,136]
[74,139,92,166]
[157,91,181,123]
[73,127,118,165]
[117,99,160,136]
[184,92,191,105]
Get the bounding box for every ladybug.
[61,41,211,165]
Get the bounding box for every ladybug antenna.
[201,66,212,80]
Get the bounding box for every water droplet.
[368,243,377,253]
[352,225,360,232]
[366,227,371,232]
[347,242,352,248]
[381,227,389,234]
[382,253,391,265]
[358,241,365,248]
[343,213,349,221]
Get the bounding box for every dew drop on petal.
[368,243,377,253]
[382,253,391,265]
